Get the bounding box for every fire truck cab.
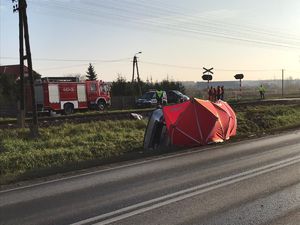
[34,77,110,114]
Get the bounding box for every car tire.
[64,103,74,115]
[97,99,106,111]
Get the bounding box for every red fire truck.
[33,77,111,114]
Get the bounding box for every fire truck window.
[103,85,108,92]
[90,83,97,92]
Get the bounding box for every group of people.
[208,86,224,102]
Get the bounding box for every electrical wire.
[26,0,300,50]
[140,60,281,72]
[1,56,285,74]
[0,56,131,62]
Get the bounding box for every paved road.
[0,130,300,225]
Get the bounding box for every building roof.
[0,64,38,79]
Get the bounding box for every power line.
[140,60,281,72]
[1,56,286,73]
[52,1,300,44]
[27,1,300,50]
[120,0,300,43]
[285,70,300,74]
[0,56,131,62]
[140,61,201,70]
[136,0,300,40]
[35,63,87,71]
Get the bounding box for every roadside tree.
[86,63,98,81]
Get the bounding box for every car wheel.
[97,99,106,111]
[64,103,74,115]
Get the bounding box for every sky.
[0,0,300,82]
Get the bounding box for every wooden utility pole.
[132,52,142,96]
[13,0,39,137]
[135,58,142,96]
[16,0,25,128]
[282,69,284,97]
[132,56,136,83]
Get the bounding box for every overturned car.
[144,98,237,151]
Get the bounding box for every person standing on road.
[208,86,213,101]
[216,86,221,100]
[220,86,224,100]
[258,84,266,99]
[212,87,217,102]
[156,90,163,106]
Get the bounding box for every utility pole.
[135,58,142,96]
[132,52,142,96]
[282,69,284,98]
[132,56,136,82]
[13,0,39,137]
[14,0,25,128]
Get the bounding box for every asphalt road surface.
[1,130,300,225]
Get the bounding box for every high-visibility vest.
[259,86,266,93]
[156,90,163,98]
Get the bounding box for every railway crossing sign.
[234,73,244,93]
[203,67,214,75]
[202,67,214,81]
[202,74,213,81]
[202,67,214,89]
[234,74,244,80]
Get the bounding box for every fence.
[0,103,17,117]
[199,88,300,101]
[111,96,137,109]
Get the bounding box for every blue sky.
[1,0,300,82]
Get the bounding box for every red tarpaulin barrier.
[163,98,237,147]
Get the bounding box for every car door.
[151,92,158,104]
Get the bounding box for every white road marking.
[70,154,300,225]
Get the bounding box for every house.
[0,64,40,79]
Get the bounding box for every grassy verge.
[0,120,147,184]
[1,104,300,185]
[236,104,300,136]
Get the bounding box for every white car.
[136,91,167,107]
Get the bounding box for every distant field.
[1,103,300,185]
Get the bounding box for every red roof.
[0,64,31,78]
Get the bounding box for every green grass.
[0,120,147,183]
[0,117,14,121]
[2,104,300,184]
[236,104,300,136]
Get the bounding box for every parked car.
[166,90,189,104]
[136,91,167,107]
